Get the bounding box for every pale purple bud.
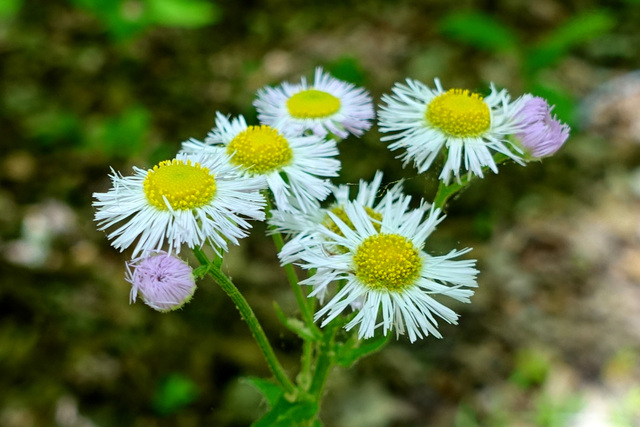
[515,96,570,158]
[126,252,196,312]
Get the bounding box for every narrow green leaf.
[527,10,615,72]
[537,10,615,52]
[439,12,518,52]
[336,333,391,368]
[242,376,284,408]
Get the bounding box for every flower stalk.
[192,247,297,395]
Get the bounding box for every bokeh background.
[2,0,640,426]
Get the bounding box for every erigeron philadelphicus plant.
[93,67,569,424]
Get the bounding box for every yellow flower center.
[287,89,341,119]
[227,125,293,174]
[353,233,422,292]
[144,159,216,211]
[324,205,382,237]
[426,89,491,137]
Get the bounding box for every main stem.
[193,247,297,395]
[270,231,318,332]
[265,198,319,336]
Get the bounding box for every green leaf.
[252,395,318,427]
[147,0,220,28]
[527,10,615,72]
[335,333,391,368]
[242,377,284,408]
[538,10,616,51]
[439,12,518,52]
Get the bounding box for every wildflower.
[272,171,411,264]
[378,78,527,183]
[93,152,266,257]
[126,251,196,312]
[271,171,416,302]
[515,96,570,158]
[295,201,478,342]
[182,113,340,213]
[254,67,375,139]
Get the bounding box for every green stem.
[308,320,339,399]
[270,231,318,333]
[433,152,513,211]
[298,340,314,390]
[433,177,470,211]
[298,294,318,390]
[192,247,297,395]
[264,196,320,336]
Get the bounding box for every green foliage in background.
[85,105,150,157]
[439,9,617,126]
[69,0,221,40]
[440,12,519,53]
[152,373,199,416]
[0,0,22,19]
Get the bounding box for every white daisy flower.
[271,171,411,264]
[93,152,266,257]
[270,171,415,303]
[295,201,478,342]
[378,78,528,183]
[182,112,341,213]
[254,67,375,139]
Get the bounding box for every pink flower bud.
[126,252,196,312]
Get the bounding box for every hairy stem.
[193,247,297,395]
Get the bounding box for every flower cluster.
[93,68,568,342]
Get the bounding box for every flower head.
[272,171,413,262]
[126,251,196,312]
[93,152,266,257]
[254,67,375,139]
[271,171,417,302]
[182,113,341,213]
[378,78,527,183]
[515,96,570,158]
[295,201,478,342]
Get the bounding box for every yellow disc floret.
[324,205,382,237]
[144,159,217,211]
[426,89,491,137]
[287,89,341,119]
[227,125,293,174]
[354,233,422,292]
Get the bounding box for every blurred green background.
[2,0,640,426]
